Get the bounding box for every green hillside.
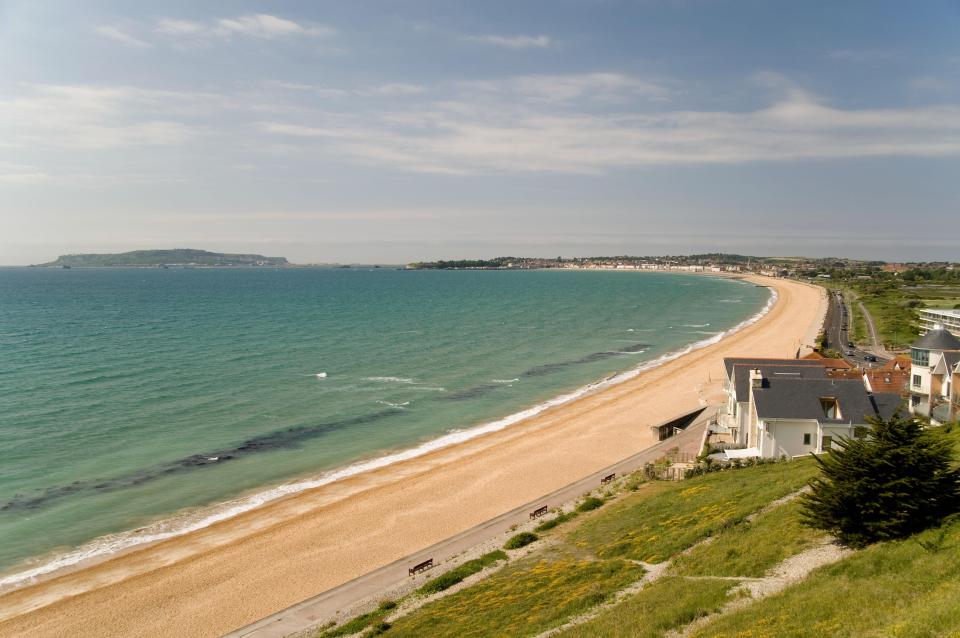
[37,249,288,267]
[320,431,960,638]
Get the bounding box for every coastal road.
[824,290,889,368]
[227,410,713,638]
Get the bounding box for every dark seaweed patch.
[439,384,502,401]
[522,343,650,377]
[0,410,399,513]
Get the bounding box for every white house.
[719,358,828,445]
[747,374,900,458]
[719,357,901,458]
[909,326,960,424]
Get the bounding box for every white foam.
[363,376,416,384]
[315,372,327,379]
[682,323,711,328]
[376,400,410,409]
[0,284,777,593]
[492,378,519,384]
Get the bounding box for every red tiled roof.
[880,355,911,370]
[865,368,910,394]
[819,358,854,370]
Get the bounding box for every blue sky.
[1,0,958,264]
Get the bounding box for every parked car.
[847,341,854,347]
[864,355,878,362]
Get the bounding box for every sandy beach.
[0,275,825,638]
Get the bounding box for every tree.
[800,412,960,547]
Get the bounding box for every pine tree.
[800,412,960,547]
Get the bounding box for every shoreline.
[0,273,774,594]
[0,275,826,638]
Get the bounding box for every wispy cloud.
[154,13,335,43]
[460,72,670,103]
[7,74,960,182]
[466,34,552,49]
[260,81,960,174]
[213,14,335,39]
[155,19,206,37]
[0,85,205,150]
[269,81,425,98]
[95,25,152,49]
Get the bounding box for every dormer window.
[819,397,841,419]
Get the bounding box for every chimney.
[750,368,763,389]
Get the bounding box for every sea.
[0,267,770,588]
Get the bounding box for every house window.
[821,436,833,450]
[911,348,929,367]
[911,395,921,407]
[912,374,922,388]
[803,433,812,445]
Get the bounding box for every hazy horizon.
[2,1,959,264]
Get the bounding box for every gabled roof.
[941,351,960,373]
[880,355,911,371]
[752,377,892,424]
[913,328,960,351]
[726,360,827,400]
[724,357,823,378]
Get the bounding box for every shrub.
[534,511,577,532]
[577,496,605,512]
[625,473,645,491]
[416,550,507,595]
[504,532,539,550]
[368,621,391,635]
[801,412,960,547]
[377,600,397,612]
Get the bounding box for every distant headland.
[35,249,289,268]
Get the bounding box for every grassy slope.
[571,460,817,563]
[386,555,643,638]
[670,500,824,578]
[688,518,960,638]
[556,577,734,638]
[376,461,815,638]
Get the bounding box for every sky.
[1,0,959,264]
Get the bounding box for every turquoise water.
[0,268,768,584]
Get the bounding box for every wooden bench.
[529,505,548,519]
[601,473,616,485]
[408,558,433,576]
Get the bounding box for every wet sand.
[0,275,825,638]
